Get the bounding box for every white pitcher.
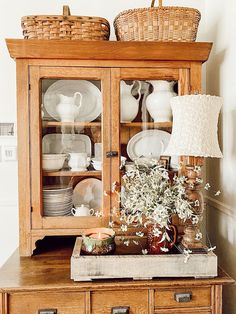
[146,81,176,122]
[56,92,82,122]
[120,81,141,122]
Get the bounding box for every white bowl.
[42,154,67,171]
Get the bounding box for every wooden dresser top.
[0,237,234,293]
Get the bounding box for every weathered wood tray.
[71,237,218,281]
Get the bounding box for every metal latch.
[106,151,118,158]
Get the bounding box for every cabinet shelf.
[42,121,101,128]
[43,170,101,177]
[121,122,172,128]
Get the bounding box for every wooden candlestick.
[180,157,206,251]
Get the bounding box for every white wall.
[205,1,236,313]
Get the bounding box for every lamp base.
[178,243,208,254]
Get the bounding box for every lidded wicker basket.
[21,5,110,40]
[114,0,201,42]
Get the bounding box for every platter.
[44,80,102,122]
[42,134,91,156]
[127,129,171,161]
[73,178,102,211]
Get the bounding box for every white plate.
[127,130,171,161]
[73,178,102,210]
[42,134,91,156]
[43,80,102,122]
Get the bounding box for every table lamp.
[164,94,223,251]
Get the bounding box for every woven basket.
[21,5,110,40]
[114,0,201,42]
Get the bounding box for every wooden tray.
[71,237,217,281]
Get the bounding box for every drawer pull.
[38,310,57,314]
[175,292,192,303]
[111,306,130,314]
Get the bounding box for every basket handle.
[151,0,163,7]
[63,5,71,16]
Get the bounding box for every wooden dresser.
[0,238,234,314]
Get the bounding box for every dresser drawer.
[155,287,211,309]
[91,290,149,314]
[8,291,85,314]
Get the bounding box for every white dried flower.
[191,215,199,224]
[160,247,169,253]
[121,224,128,232]
[136,231,144,237]
[215,190,221,196]
[142,249,148,255]
[195,232,203,241]
[95,211,103,217]
[194,166,201,174]
[204,183,211,190]
[153,228,162,237]
[109,221,114,228]
[124,240,130,246]
[133,240,139,246]
[208,246,216,252]
[183,248,192,264]
[183,248,192,255]
[194,200,200,207]
[196,178,203,184]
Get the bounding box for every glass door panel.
[41,78,105,222]
[120,79,178,170]
[112,73,181,228]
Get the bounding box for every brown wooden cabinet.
[6,39,213,257]
[3,39,235,314]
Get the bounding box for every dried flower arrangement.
[111,160,218,257]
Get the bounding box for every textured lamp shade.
[164,95,223,157]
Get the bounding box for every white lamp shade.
[164,95,223,158]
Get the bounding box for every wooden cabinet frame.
[7,40,211,256]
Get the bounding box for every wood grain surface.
[6,40,212,62]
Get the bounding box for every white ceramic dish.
[91,158,102,171]
[42,154,67,171]
[73,178,102,210]
[43,80,102,122]
[42,134,91,156]
[127,129,171,161]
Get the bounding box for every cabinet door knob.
[175,292,192,302]
[106,151,118,158]
[111,306,130,314]
[38,310,57,314]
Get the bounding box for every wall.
[205,0,236,313]
[0,0,206,266]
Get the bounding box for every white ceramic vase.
[120,81,141,122]
[146,80,176,122]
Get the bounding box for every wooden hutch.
[0,40,233,313]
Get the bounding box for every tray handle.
[151,0,163,7]
[63,5,71,16]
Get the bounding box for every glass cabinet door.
[29,67,111,230]
[110,68,188,225]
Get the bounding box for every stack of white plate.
[43,185,73,217]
